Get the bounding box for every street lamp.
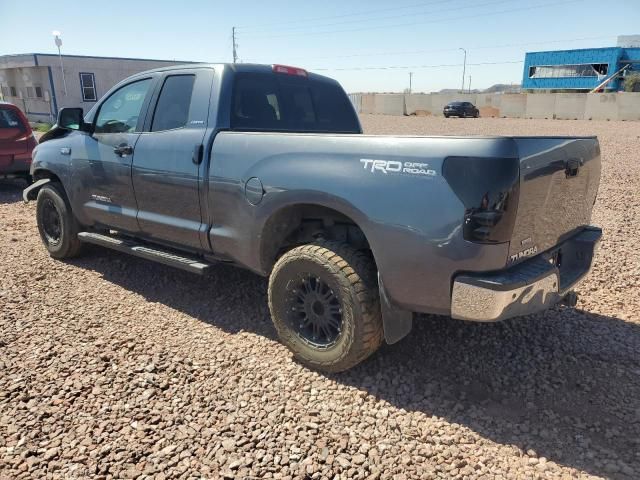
[52,30,67,96]
[459,48,467,94]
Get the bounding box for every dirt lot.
[1,116,639,479]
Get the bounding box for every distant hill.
[436,88,481,94]
[435,84,521,94]
[483,83,521,93]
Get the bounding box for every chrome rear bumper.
[451,226,601,322]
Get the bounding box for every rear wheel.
[36,183,84,259]
[268,240,383,373]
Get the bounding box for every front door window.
[94,79,152,134]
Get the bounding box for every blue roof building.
[522,47,640,92]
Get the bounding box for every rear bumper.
[450,226,601,322]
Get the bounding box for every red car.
[0,102,37,182]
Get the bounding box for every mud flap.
[23,178,50,203]
[378,273,413,344]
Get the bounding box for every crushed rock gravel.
[1,115,638,479]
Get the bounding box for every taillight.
[442,156,520,244]
[272,64,308,77]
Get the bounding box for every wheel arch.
[258,201,376,275]
[259,202,415,347]
[23,170,66,202]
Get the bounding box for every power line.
[239,0,579,39]
[235,0,454,30]
[242,34,618,63]
[311,60,524,72]
[237,0,511,34]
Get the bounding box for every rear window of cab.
[231,72,360,134]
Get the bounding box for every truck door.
[72,77,156,233]
[131,69,213,250]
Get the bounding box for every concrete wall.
[525,94,556,119]
[499,94,527,118]
[353,92,640,121]
[373,94,405,116]
[405,94,433,115]
[554,94,586,120]
[616,92,640,121]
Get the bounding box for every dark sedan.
[443,101,479,118]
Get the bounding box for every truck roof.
[128,63,339,85]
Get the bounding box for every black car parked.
[443,101,479,118]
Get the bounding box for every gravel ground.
[1,116,639,479]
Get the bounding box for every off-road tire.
[268,240,384,373]
[36,182,84,259]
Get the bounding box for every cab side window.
[94,79,152,134]
[151,75,195,132]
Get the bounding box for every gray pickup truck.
[24,63,602,372]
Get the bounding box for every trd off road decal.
[360,159,437,177]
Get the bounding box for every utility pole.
[468,75,472,94]
[409,72,413,94]
[458,48,467,94]
[232,27,238,64]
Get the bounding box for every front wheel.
[268,241,384,373]
[36,183,84,259]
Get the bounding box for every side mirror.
[57,107,88,131]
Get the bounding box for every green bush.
[33,123,53,132]
[624,74,640,92]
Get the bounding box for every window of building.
[26,86,34,98]
[529,64,609,79]
[10,86,17,97]
[0,86,9,98]
[35,86,43,98]
[80,72,97,102]
[150,75,195,132]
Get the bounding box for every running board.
[77,232,212,275]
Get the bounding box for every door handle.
[192,144,204,165]
[114,144,134,157]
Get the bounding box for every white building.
[0,53,197,122]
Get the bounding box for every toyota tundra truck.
[23,63,602,372]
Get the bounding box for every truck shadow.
[0,179,28,204]
[71,250,639,479]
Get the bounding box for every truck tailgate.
[509,137,601,264]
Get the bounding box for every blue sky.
[1,0,639,93]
